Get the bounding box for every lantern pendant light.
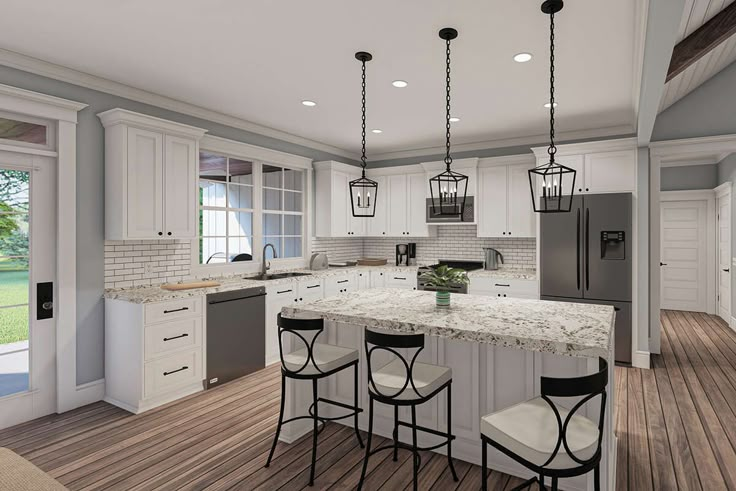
[528,0,576,213]
[430,28,468,219]
[350,51,378,218]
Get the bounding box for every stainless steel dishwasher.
[206,286,266,389]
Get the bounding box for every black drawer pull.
[277,289,293,294]
[394,277,406,280]
[337,280,349,284]
[163,307,189,314]
[164,366,188,376]
[306,284,320,289]
[494,284,510,287]
[163,333,189,342]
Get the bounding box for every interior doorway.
[717,185,732,322]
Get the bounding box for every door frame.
[659,190,717,314]
[0,83,88,416]
[715,182,732,323]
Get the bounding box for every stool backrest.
[276,313,325,375]
[539,357,608,468]
[364,328,425,399]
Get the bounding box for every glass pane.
[263,165,283,188]
[228,211,253,236]
[201,209,226,236]
[263,189,282,210]
[263,213,282,236]
[228,184,252,209]
[284,191,302,212]
[284,168,304,191]
[284,237,302,258]
[202,237,227,264]
[0,118,46,145]
[0,266,28,307]
[284,215,302,235]
[199,152,227,182]
[0,304,30,397]
[0,169,30,212]
[263,237,282,259]
[228,237,253,261]
[0,213,29,263]
[199,180,226,207]
[228,158,253,185]
[0,305,28,345]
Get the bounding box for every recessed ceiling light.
[449,117,460,123]
[371,129,383,134]
[392,80,408,88]
[301,100,317,107]
[514,52,533,63]
[544,102,559,108]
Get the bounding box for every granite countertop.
[282,288,613,359]
[103,265,537,304]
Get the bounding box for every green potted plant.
[419,265,470,307]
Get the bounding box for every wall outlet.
[144,263,155,275]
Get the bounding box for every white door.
[407,173,428,237]
[477,166,507,237]
[127,127,164,238]
[0,152,57,428]
[163,135,197,238]
[387,174,408,236]
[718,192,731,321]
[508,164,536,237]
[660,200,707,312]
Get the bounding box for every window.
[0,111,52,149]
[262,164,304,259]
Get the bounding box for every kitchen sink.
[247,272,312,281]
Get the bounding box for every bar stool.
[358,328,458,491]
[480,357,608,491]
[265,314,363,486]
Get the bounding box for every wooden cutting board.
[161,281,221,291]
[356,258,388,266]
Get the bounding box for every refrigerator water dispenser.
[600,231,625,260]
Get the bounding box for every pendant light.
[429,28,468,219]
[350,51,378,218]
[528,0,576,213]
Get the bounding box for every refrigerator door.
[583,193,632,302]
[541,296,632,364]
[540,195,584,299]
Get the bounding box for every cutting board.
[161,281,221,291]
[357,258,388,266]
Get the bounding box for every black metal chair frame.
[481,357,609,491]
[358,329,459,491]
[265,314,364,486]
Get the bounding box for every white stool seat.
[370,359,452,400]
[282,343,358,375]
[481,396,600,469]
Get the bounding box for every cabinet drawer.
[144,349,202,398]
[386,274,416,289]
[469,278,538,297]
[297,279,324,300]
[145,297,202,324]
[145,317,201,360]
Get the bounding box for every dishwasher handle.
[208,292,267,305]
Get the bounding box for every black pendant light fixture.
[350,51,378,218]
[528,0,576,213]
[429,28,468,219]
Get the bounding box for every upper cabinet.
[477,157,536,238]
[99,109,207,240]
[314,162,366,237]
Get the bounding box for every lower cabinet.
[468,277,538,299]
[385,273,417,290]
[265,281,298,366]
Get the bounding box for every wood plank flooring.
[2,310,736,489]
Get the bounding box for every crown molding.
[531,137,638,158]
[98,108,207,138]
[0,48,355,159]
[202,134,312,169]
[0,82,86,123]
[650,134,736,159]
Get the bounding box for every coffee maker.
[396,243,416,266]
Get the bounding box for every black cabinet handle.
[576,208,581,291]
[724,269,730,273]
[337,279,349,284]
[494,283,510,287]
[660,262,667,266]
[163,333,189,342]
[277,289,293,294]
[300,297,303,301]
[394,277,406,280]
[306,284,320,289]
[167,232,172,236]
[585,208,590,291]
[158,232,163,236]
[502,232,506,235]
[163,307,189,314]
[164,366,188,376]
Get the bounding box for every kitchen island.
[281,288,615,491]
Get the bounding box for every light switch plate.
[144,263,154,275]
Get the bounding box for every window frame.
[0,110,56,152]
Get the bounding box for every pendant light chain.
[360,57,367,177]
[548,10,557,163]
[445,37,453,169]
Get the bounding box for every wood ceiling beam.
[667,1,736,82]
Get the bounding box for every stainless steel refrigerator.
[540,193,632,363]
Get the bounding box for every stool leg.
[539,474,545,490]
[265,372,286,468]
[481,438,488,491]
[353,363,364,448]
[357,397,374,491]
[551,476,559,491]
[594,464,601,491]
[411,405,419,491]
[393,404,399,461]
[446,383,458,481]
[309,378,318,486]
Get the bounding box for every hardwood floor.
[2,310,736,489]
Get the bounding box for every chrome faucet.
[262,243,277,276]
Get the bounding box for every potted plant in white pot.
[419,265,470,307]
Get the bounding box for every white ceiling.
[0,0,639,158]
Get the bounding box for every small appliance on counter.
[417,259,483,294]
[483,248,504,270]
[309,253,329,271]
[396,243,416,266]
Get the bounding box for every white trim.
[631,0,650,125]
[715,182,732,198]
[312,160,360,174]
[0,142,57,157]
[0,82,86,122]
[202,134,312,170]
[632,350,651,369]
[366,164,424,176]
[73,378,106,407]
[97,108,207,139]
[420,157,479,173]
[477,153,536,168]
[531,137,638,158]
[661,158,720,168]
[660,189,715,201]
[650,134,736,158]
[730,316,736,331]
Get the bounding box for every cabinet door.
[356,271,371,290]
[385,274,416,290]
[553,154,585,194]
[407,173,429,237]
[163,135,197,238]
[387,174,408,236]
[507,164,536,237]
[331,171,350,237]
[477,166,507,237]
[296,279,324,303]
[367,175,388,236]
[584,150,636,193]
[370,270,386,288]
[325,274,356,296]
[265,283,297,365]
[127,127,164,238]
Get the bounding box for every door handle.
[660,262,668,266]
[37,282,53,320]
[585,208,590,291]
[724,269,730,273]
[576,208,581,291]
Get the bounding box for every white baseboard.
[66,378,105,411]
[730,316,736,331]
[632,351,650,369]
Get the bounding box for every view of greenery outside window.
[0,168,30,346]
[262,165,304,259]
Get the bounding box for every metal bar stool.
[265,313,363,486]
[358,328,459,491]
[480,357,608,491]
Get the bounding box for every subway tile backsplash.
[104,240,192,289]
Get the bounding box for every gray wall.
[718,154,736,317]
[660,164,718,191]
[0,64,357,385]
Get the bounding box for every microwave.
[426,196,474,223]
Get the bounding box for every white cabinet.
[468,277,538,299]
[584,150,636,193]
[297,279,324,302]
[356,271,371,290]
[314,162,365,237]
[387,174,409,236]
[383,173,433,237]
[99,109,207,240]
[370,270,387,288]
[477,162,535,238]
[367,176,388,236]
[265,282,298,365]
[325,273,357,296]
[408,173,430,236]
[385,272,417,290]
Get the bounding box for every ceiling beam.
[667,1,736,82]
